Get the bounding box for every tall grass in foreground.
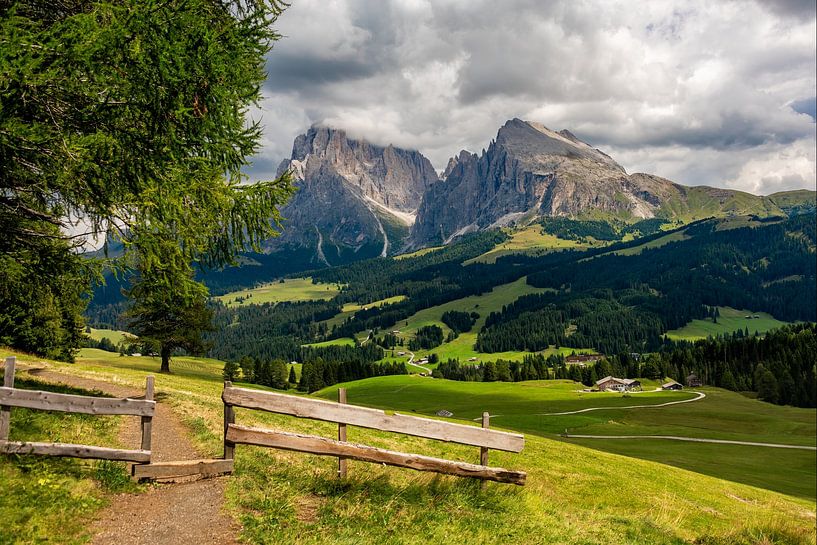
[0,378,137,545]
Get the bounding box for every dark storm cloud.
[265,55,377,92]
[759,0,817,18]
[250,0,816,194]
[791,97,817,120]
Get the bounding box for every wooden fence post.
[337,388,347,479]
[223,381,235,460]
[480,412,489,489]
[140,376,154,454]
[0,357,16,441]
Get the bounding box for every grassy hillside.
[464,225,590,264]
[666,306,791,341]
[215,277,342,307]
[657,186,785,222]
[388,277,596,364]
[87,327,134,345]
[2,348,814,544]
[0,369,138,544]
[319,295,407,330]
[316,375,817,500]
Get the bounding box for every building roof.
[596,376,640,385]
[662,380,680,388]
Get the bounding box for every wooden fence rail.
[0,357,154,463]
[222,383,527,485]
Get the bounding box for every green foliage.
[1,0,295,360]
[0,236,88,361]
[223,360,241,381]
[408,325,444,351]
[440,310,478,334]
[541,217,620,241]
[126,244,215,372]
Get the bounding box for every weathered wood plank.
[223,387,524,452]
[226,424,527,485]
[338,387,347,478]
[0,357,15,440]
[0,440,151,462]
[480,412,490,490]
[223,381,235,460]
[132,459,234,480]
[140,376,154,452]
[0,387,155,416]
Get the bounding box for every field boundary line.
[563,434,817,451]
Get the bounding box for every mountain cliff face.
[414,120,667,244]
[269,126,439,265]
[263,119,812,268]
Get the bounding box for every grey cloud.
[791,97,817,120]
[757,0,817,18]
[250,0,816,195]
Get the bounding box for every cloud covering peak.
[247,0,816,196]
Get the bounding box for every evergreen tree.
[223,360,240,381]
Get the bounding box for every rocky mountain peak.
[410,118,679,245]
[282,124,438,213]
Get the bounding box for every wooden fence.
[222,382,527,485]
[0,356,155,463]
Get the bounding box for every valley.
[5,4,816,544]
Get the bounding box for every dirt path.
[27,369,240,545]
[563,434,817,450]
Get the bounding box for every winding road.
[542,391,707,416]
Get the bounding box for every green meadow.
[464,225,589,264]
[87,327,135,345]
[387,277,595,364]
[319,295,407,330]
[666,306,790,341]
[2,347,815,544]
[215,277,342,307]
[316,375,817,500]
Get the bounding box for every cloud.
[248,0,816,195]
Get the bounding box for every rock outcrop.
[269,125,439,265]
[411,119,773,245]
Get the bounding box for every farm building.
[565,354,602,364]
[662,380,683,390]
[596,376,641,392]
[686,374,703,387]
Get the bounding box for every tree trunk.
[160,346,171,373]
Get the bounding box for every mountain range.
[271,119,815,263]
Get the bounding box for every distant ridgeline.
[482,213,815,354]
[82,212,816,406]
[436,323,817,408]
[199,213,815,405]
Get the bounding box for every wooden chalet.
[595,376,641,392]
[686,374,703,387]
[662,380,683,390]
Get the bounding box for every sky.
[246,0,816,196]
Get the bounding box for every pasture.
[87,328,134,345]
[316,375,817,499]
[389,277,595,364]
[214,277,342,307]
[464,224,588,264]
[666,306,790,341]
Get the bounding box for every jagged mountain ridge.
[271,125,439,264]
[411,119,794,245]
[267,119,814,264]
